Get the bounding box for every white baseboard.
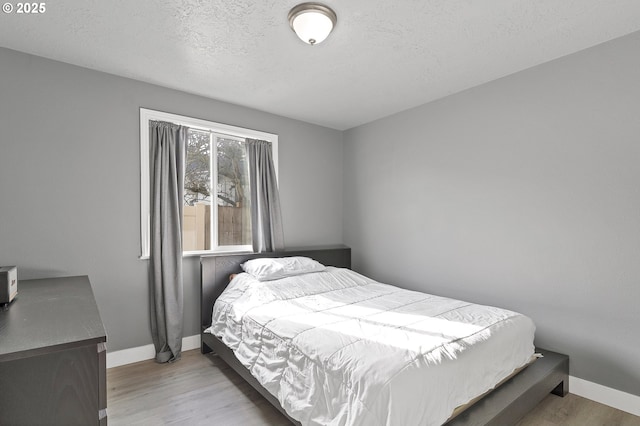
[107,343,639,417]
[570,375,640,417]
[106,334,200,369]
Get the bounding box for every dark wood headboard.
[200,245,351,330]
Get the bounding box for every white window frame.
[139,108,278,259]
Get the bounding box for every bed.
[200,246,569,426]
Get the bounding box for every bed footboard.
[444,349,569,426]
[204,330,568,426]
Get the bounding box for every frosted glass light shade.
[288,3,337,45]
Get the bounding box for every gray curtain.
[149,120,187,363]
[246,139,285,252]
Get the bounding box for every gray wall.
[344,31,640,396]
[0,47,344,351]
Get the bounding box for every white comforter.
[206,267,535,426]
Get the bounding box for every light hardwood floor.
[107,349,640,426]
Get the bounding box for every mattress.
[206,267,535,426]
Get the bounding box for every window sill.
[138,248,253,261]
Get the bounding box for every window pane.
[183,129,211,251]
[217,137,251,246]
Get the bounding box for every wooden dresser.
[0,276,107,425]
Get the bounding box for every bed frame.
[200,245,569,426]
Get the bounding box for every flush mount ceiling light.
[288,3,337,45]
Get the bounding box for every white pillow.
[241,256,326,281]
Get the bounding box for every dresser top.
[0,276,106,361]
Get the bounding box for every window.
[140,108,278,258]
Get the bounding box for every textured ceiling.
[1,1,640,130]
